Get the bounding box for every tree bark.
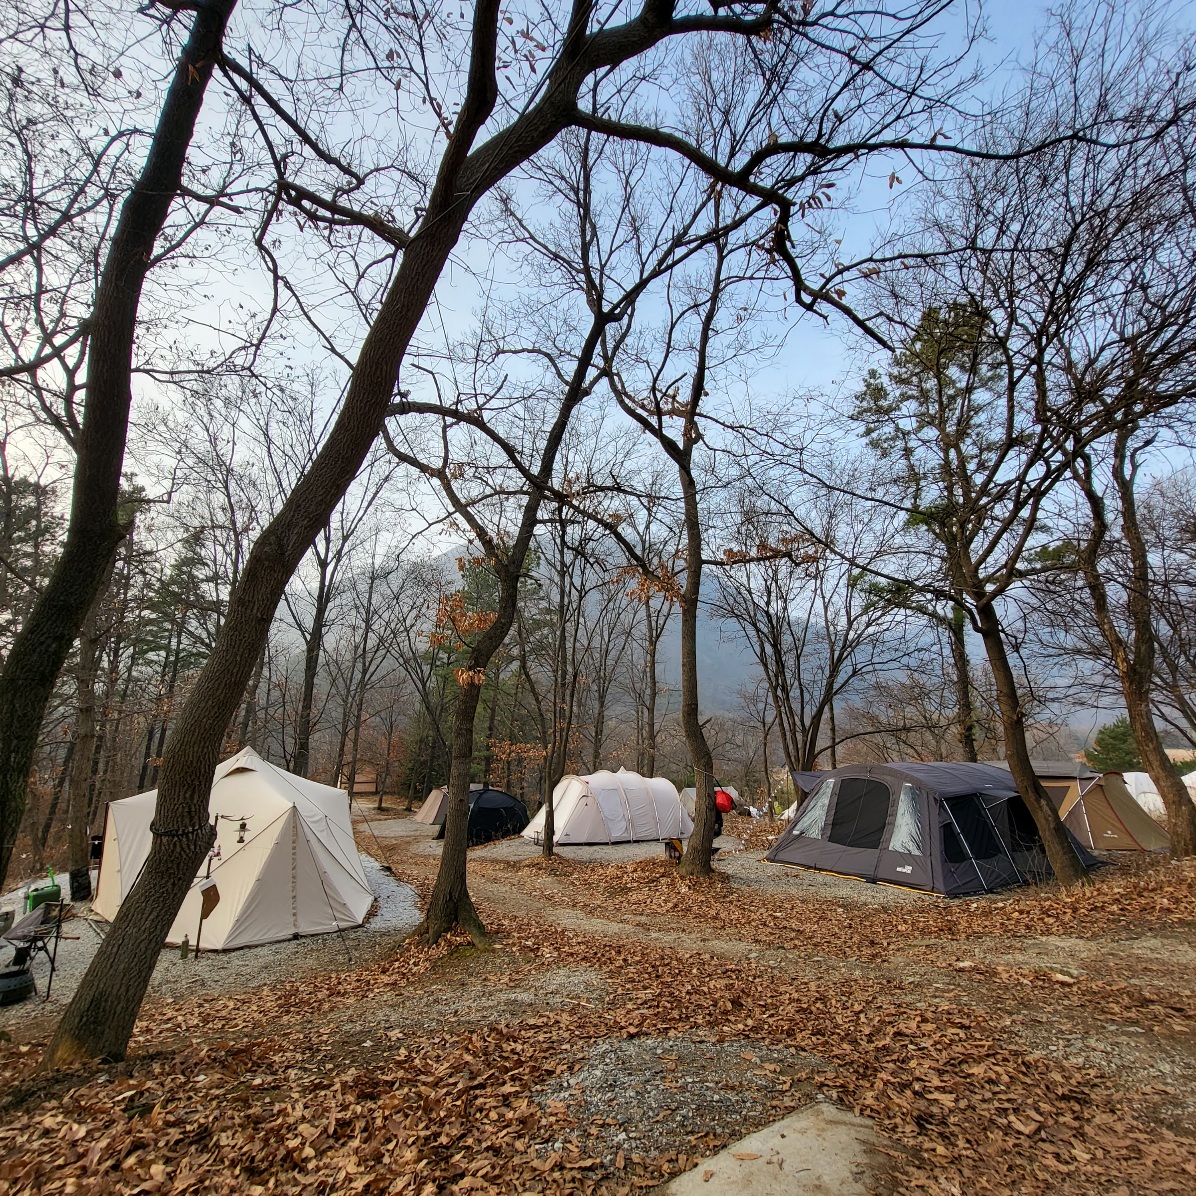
[643,602,659,775]
[236,644,267,749]
[148,613,187,789]
[973,597,1089,884]
[293,553,332,777]
[420,678,489,945]
[946,604,979,762]
[677,466,718,878]
[346,569,376,796]
[1075,439,1196,855]
[0,0,239,888]
[66,558,117,879]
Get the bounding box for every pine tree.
[1086,716,1142,773]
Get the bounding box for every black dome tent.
[766,762,1098,896]
[433,786,530,847]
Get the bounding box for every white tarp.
[1121,770,1196,822]
[93,747,373,950]
[523,768,692,846]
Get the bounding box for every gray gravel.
[0,854,419,1029]
[473,836,744,865]
[365,814,745,864]
[716,848,932,908]
[533,1034,824,1164]
[364,811,932,908]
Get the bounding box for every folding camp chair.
[3,900,69,1000]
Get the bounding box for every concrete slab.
[660,1102,878,1195]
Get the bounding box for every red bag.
[715,789,733,814]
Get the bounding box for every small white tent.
[523,768,692,846]
[1121,771,1196,822]
[94,747,374,951]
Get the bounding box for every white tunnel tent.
[523,768,692,846]
[93,747,374,951]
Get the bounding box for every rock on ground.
[661,1101,879,1195]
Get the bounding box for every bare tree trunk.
[37,744,73,865]
[293,565,332,777]
[540,784,556,859]
[973,598,1088,884]
[236,644,267,749]
[148,614,187,789]
[40,0,762,1070]
[1075,441,1196,855]
[422,679,489,944]
[947,605,979,762]
[590,675,607,774]
[66,566,116,886]
[644,604,659,776]
[678,468,717,878]
[64,673,97,893]
[761,705,773,816]
[346,570,376,796]
[482,666,499,782]
[0,0,239,888]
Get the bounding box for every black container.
[69,866,92,902]
[0,967,34,1006]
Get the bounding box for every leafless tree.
[43,0,1126,1065]
[0,0,242,885]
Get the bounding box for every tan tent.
[412,786,446,824]
[412,782,483,826]
[1001,761,1170,852]
[523,769,691,846]
[94,747,373,950]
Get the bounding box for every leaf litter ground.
[0,814,1194,1195]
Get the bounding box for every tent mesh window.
[943,795,1003,860]
[828,779,892,850]
[1006,796,1054,882]
[942,822,970,864]
[888,782,925,854]
[789,778,835,838]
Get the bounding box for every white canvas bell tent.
[94,747,374,951]
[523,769,692,846]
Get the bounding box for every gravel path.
[361,811,933,908]
[366,815,749,865]
[715,848,932,908]
[0,854,419,1031]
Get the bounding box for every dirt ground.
[1,809,1194,1195]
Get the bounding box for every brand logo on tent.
[895,865,913,874]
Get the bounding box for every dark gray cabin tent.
[766,762,1098,896]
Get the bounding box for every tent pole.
[977,796,1025,887]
